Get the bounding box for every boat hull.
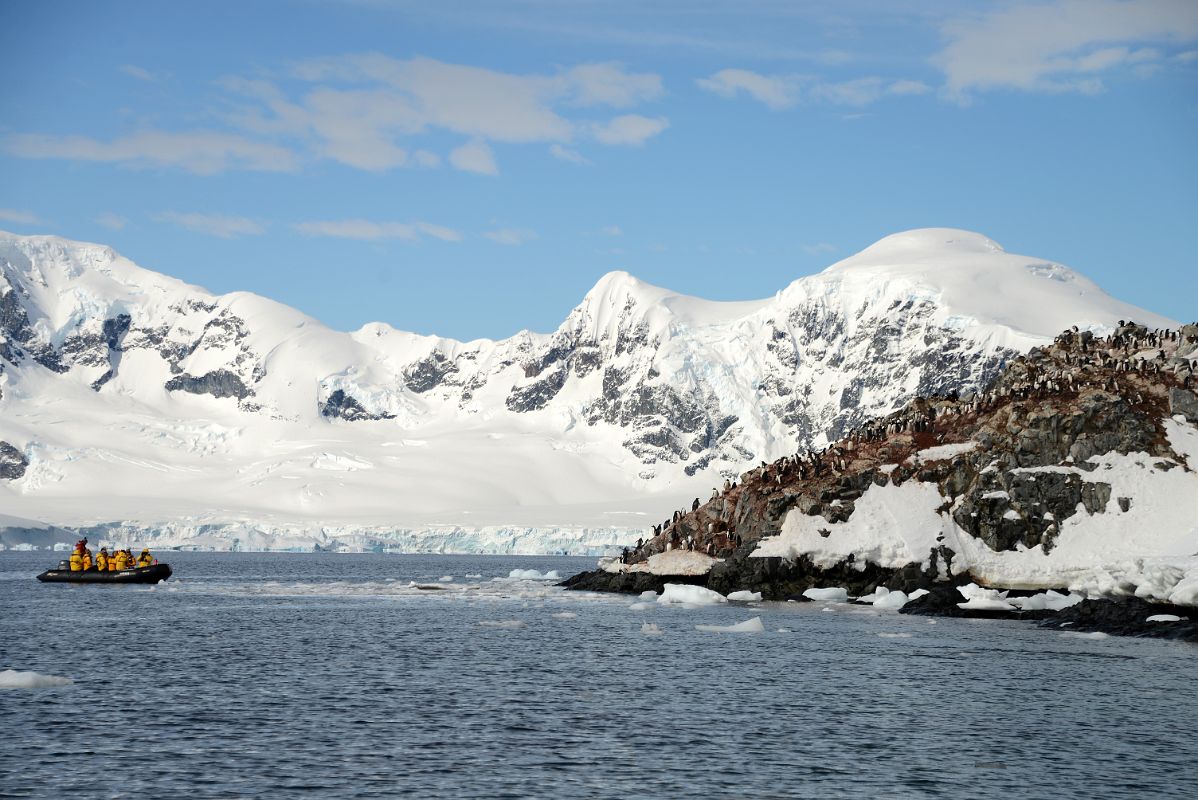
[36,564,172,584]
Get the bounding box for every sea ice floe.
[1146,614,1184,623]
[871,589,910,610]
[657,584,726,606]
[802,587,848,602]
[638,590,657,600]
[641,623,663,636]
[439,575,454,582]
[551,612,578,619]
[1008,590,1084,611]
[878,632,913,638]
[695,617,764,633]
[628,602,653,611]
[956,583,1018,612]
[727,590,762,602]
[1062,631,1110,640]
[0,669,74,690]
[503,569,562,581]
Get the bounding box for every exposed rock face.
[164,369,251,400]
[1169,387,1198,423]
[321,389,396,422]
[574,320,1198,610]
[0,441,28,480]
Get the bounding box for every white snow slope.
[0,228,1174,552]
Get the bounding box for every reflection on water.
[1,551,1195,799]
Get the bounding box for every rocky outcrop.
[320,389,395,421]
[164,369,251,400]
[1169,387,1198,423]
[569,320,1198,630]
[0,441,28,480]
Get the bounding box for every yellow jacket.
[96,553,109,571]
[137,554,153,567]
[69,552,83,571]
[82,552,93,570]
[115,552,129,570]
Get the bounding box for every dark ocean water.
[1,551,1195,799]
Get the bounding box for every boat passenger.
[69,550,83,571]
[82,548,93,571]
[96,549,109,571]
[114,550,129,570]
[136,549,153,568]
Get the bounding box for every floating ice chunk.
[641,622,663,636]
[727,590,763,602]
[1009,590,1084,612]
[465,573,483,579]
[0,670,74,689]
[628,602,653,611]
[479,620,526,630]
[1062,631,1109,640]
[505,569,562,581]
[638,590,657,600]
[695,617,764,633]
[657,584,726,606]
[439,575,453,582]
[1146,614,1184,623]
[956,583,1017,612]
[854,587,888,603]
[776,628,793,633]
[551,612,578,620]
[873,590,910,610]
[803,587,848,602]
[878,632,913,638]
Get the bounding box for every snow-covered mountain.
[0,228,1174,551]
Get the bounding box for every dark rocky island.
[565,321,1198,641]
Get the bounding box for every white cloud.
[411,149,441,168]
[887,79,931,96]
[154,212,266,238]
[0,208,40,225]
[484,228,537,245]
[802,242,838,255]
[449,139,499,175]
[227,56,668,173]
[696,69,799,109]
[590,115,669,146]
[1177,49,1198,62]
[94,212,128,231]
[413,222,463,242]
[7,56,668,176]
[549,144,591,164]
[293,219,461,242]
[563,62,664,107]
[936,0,1198,99]
[3,131,297,174]
[602,225,623,237]
[120,64,158,82]
[699,70,929,108]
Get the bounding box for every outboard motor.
[58,560,69,570]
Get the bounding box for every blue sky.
[1,0,1195,340]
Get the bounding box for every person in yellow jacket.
[96,548,109,571]
[136,549,153,568]
[81,548,93,571]
[114,550,128,570]
[68,551,83,571]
